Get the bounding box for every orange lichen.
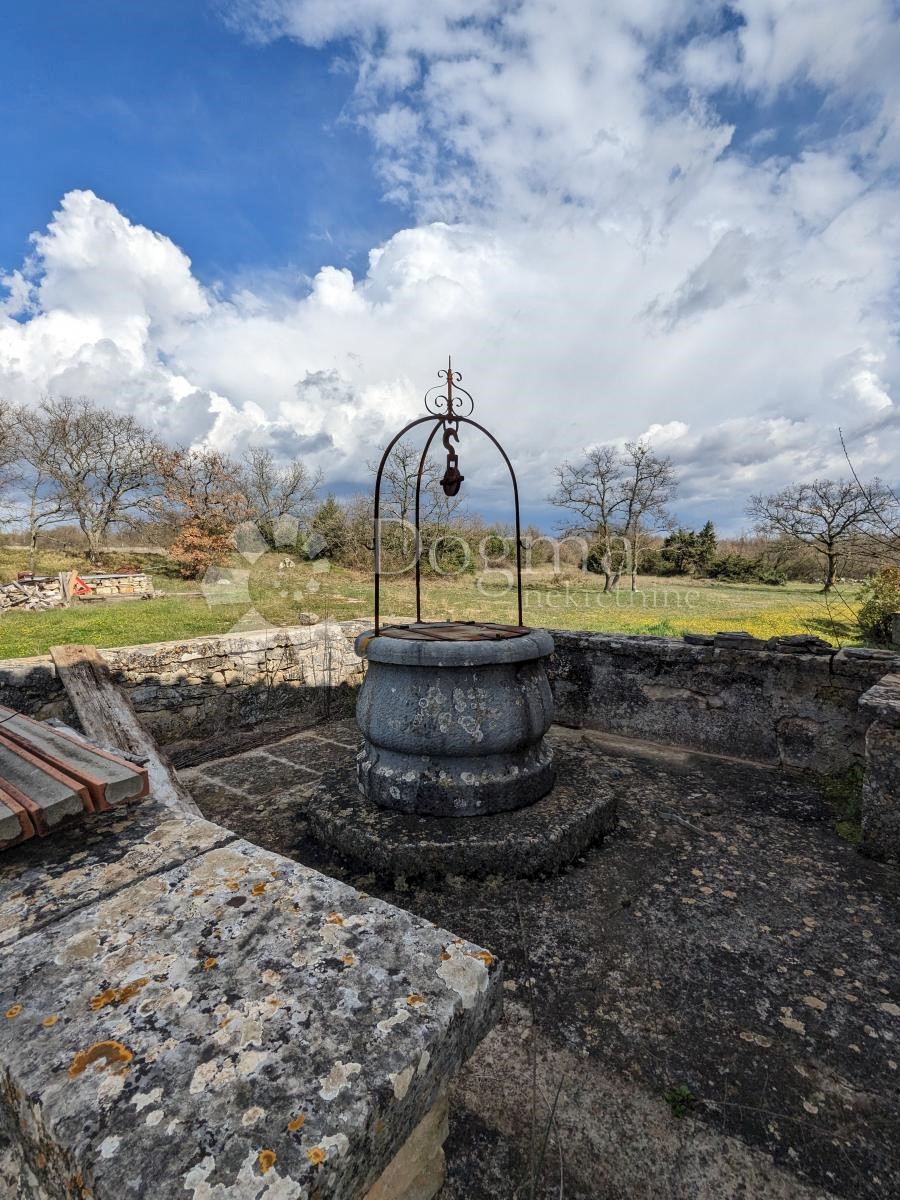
[440,951,451,961]
[307,1146,327,1166]
[203,958,218,971]
[42,1015,59,1028]
[258,1149,276,1175]
[68,1040,133,1078]
[250,882,267,896]
[472,950,495,967]
[224,880,240,892]
[341,954,355,967]
[325,912,344,925]
[89,978,149,1011]
[5,1003,22,1019]
[287,1114,306,1132]
[406,994,426,1006]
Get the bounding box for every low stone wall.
[546,630,900,776]
[0,621,370,745]
[81,571,153,598]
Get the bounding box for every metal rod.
[413,422,442,623]
[454,415,524,627]
[373,416,436,635]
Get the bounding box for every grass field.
[0,547,864,658]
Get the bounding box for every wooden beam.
[49,644,201,818]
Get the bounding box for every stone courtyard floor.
[180,718,900,1200]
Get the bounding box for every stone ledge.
[0,813,502,1199]
[306,729,617,880]
[859,672,900,728]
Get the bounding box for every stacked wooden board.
[0,705,149,849]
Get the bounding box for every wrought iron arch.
[372,359,524,633]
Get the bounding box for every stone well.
[355,623,556,816]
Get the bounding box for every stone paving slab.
[181,718,900,1199]
[193,748,318,798]
[0,710,148,806]
[0,831,501,1200]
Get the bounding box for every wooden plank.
[49,644,201,818]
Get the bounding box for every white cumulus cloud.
[2,0,899,529]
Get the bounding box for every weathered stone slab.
[0,798,23,845]
[0,833,501,1199]
[0,807,233,946]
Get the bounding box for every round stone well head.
[354,622,556,817]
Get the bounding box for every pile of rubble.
[0,576,65,612]
[0,572,154,612]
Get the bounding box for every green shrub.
[857,567,900,644]
[707,554,785,585]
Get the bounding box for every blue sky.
[0,1,403,285]
[1,1,898,534]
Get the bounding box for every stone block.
[0,826,502,1199]
[861,719,900,863]
[365,1092,448,1200]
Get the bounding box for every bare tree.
[619,442,678,591]
[747,478,892,591]
[5,404,73,572]
[839,430,900,563]
[550,442,677,591]
[240,446,322,547]
[22,396,164,563]
[0,398,22,527]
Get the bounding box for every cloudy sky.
[2,1,899,531]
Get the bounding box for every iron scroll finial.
[424,358,474,418]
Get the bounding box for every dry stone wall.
[546,630,900,775]
[0,621,370,744]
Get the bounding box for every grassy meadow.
[0,545,864,659]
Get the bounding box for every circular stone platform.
[305,730,617,879]
[355,624,556,816]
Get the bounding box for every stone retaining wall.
[0,621,370,745]
[546,630,900,775]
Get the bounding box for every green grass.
[0,548,865,658]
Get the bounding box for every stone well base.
[307,730,617,879]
